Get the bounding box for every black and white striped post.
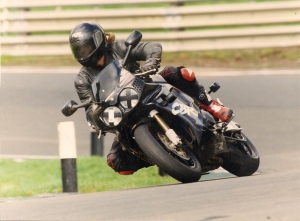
[58,121,78,193]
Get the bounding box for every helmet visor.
[70,31,105,61]
[71,41,96,61]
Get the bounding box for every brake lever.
[135,68,157,77]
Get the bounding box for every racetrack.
[1,68,299,220]
[1,170,300,220]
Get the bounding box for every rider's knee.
[106,141,151,174]
[179,67,196,82]
[107,141,124,172]
[160,66,196,83]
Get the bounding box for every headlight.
[102,107,122,127]
[119,88,138,110]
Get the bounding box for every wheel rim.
[224,132,257,158]
[150,124,197,168]
[157,132,190,160]
[224,132,247,141]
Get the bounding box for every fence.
[1,0,300,56]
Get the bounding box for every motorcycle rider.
[69,21,234,175]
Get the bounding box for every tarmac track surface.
[1,169,300,221]
[0,68,299,220]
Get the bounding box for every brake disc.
[157,132,190,160]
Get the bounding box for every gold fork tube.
[152,114,170,132]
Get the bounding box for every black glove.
[140,58,161,72]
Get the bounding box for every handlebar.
[135,68,157,77]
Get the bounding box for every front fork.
[149,110,182,146]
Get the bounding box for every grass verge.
[2,47,300,69]
[163,47,300,69]
[0,157,177,198]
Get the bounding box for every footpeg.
[225,112,235,124]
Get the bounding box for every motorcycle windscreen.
[91,60,122,105]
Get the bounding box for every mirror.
[125,30,142,47]
[61,100,78,117]
[208,82,221,94]
[122,30,143,67]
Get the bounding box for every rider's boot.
[183,68,234,122]
[160,66,234,123]
[199,99,234,123]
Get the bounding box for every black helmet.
[69,21,107,67]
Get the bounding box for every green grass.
[2,47,300,69]
[7,0,291,13]
[11,0,290,11]
[162,47,300,69]
[0,157,177,198]
[1,55,79,67]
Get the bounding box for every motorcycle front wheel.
[221,132,260,177]
[134,121,202,183]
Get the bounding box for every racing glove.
[140,58,161,72]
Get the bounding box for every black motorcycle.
[62,30,259,183]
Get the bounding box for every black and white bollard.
[58,121,78,193]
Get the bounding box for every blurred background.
[1,0,300,159]
[1,0,300,199]
[2,0,300,68]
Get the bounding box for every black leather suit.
[74,40,208,174]
[74,40,162,173]
[75,40,162,126]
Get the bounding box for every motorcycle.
[62,30,260,183]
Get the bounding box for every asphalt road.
[1,68,300,220]
[1,170,300,221]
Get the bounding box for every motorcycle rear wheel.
[221,132,260,177]
[134,121,202,183]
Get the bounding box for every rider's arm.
[74,71,96,127]
[74,74,91,103]
[131,41,162,61]
[113,40,162,62]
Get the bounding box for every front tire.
[221,132,260,177]
[134,122,202,183]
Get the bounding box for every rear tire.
[134,122,202,183]
[221,132,260,177]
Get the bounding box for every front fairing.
[91,60,143,130]
[91,60,121,105]
[91,60,136,105]
[91,63,212,145]
[142,80,213,146]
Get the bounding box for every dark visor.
[71,31,104,61]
